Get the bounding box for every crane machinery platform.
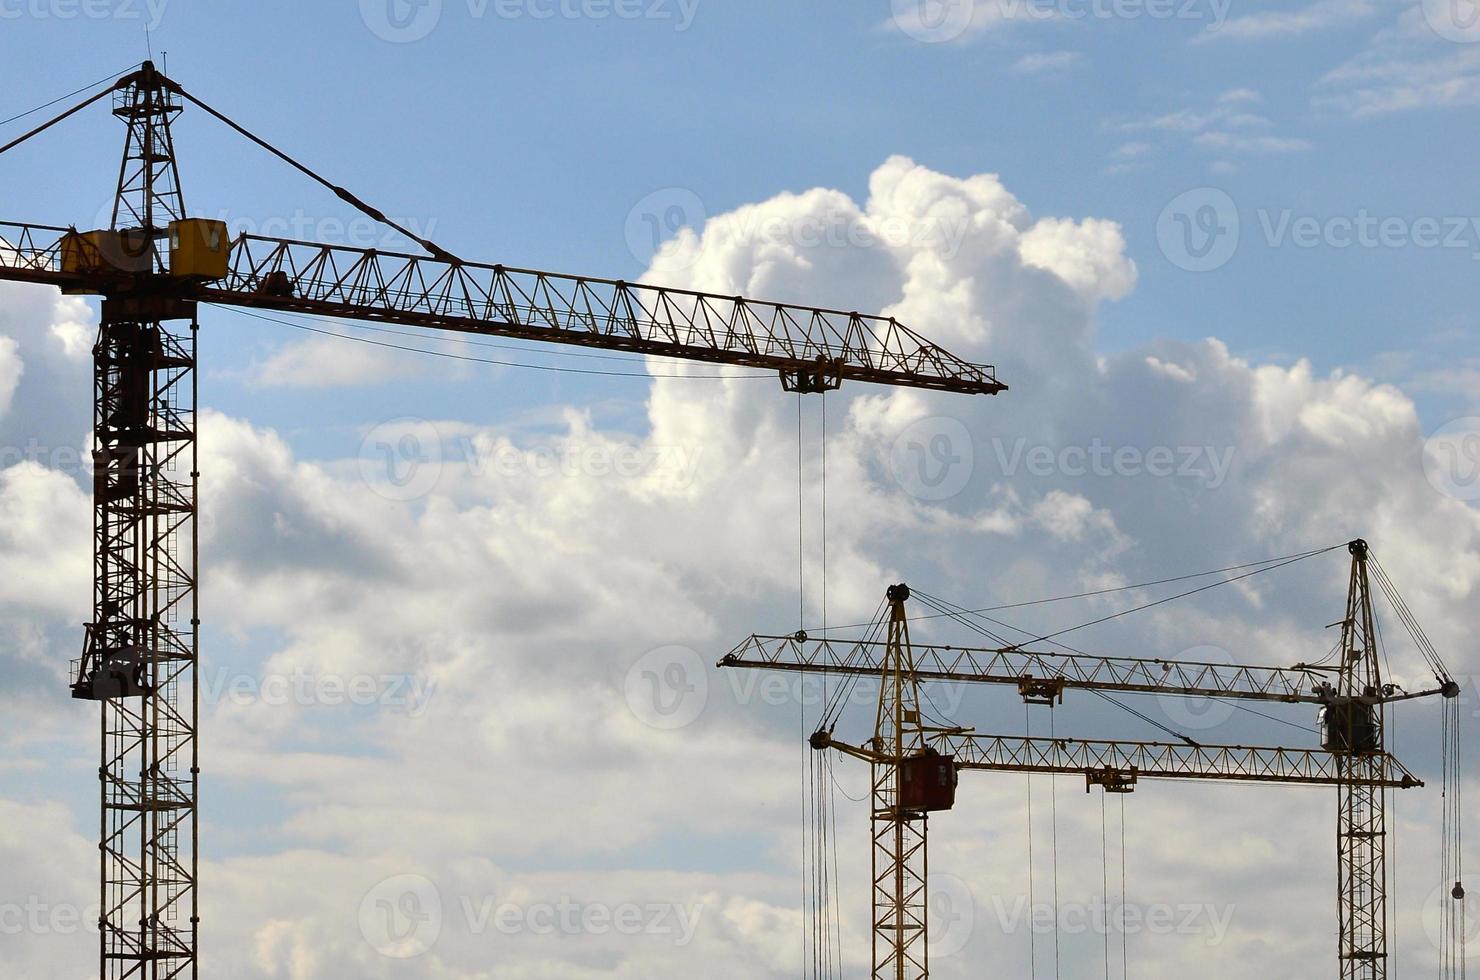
[720,540,1466,979]
[0,62,1005,979]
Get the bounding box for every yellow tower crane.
[0,63,1004,979]
[721,540,1463,978]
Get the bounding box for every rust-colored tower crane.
[721,541,1461,979]
[0,63,1004,979]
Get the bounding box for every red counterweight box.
[899,749,958,812]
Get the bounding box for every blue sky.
[3,0,1479,429]
[1,3,1478,978]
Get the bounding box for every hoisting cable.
[812,545,1346,633]
[827,750,844,973]
[915,588,1202,744]
[1369,554,1454,683]
[215,305,772,380]
[804,728,843,978]
[0,78,125,158]
[798,391,805,634]
[0,63,139,134]
[1026,700,1038,979]
[1440,686,1467,979]
[174,84,463,263]
[1101,790,1111,980]
[1089,689,1199,747]
[1120,793,1129,978]
[224,303,771,369]
[821,389,828,644]
[1050,703,1063,980]
[817,600,888,730]
[996,545,1343,654]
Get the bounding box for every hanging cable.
[1120,793,1128,979]
[0,80,122,158]
[176,83,464,262]
[1088,689,1199,747]
[798,391,805,634]
[917,585,1314,739]
[1102,790,1111,980]
[814,545,1346,633]
[827,750,844,973]
[215,305,771,380]
[1050,703,1062,980]
[818,600,888,730]
[1026,701,1038,979]
[997,546,1343,654]
[0,63,139,132]
[821,389,828,643]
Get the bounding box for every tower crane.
[720,540,1463,979]
[0,63,1005,979]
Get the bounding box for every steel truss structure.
[0,62,1003,978]
[723,542,1456,979]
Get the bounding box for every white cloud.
[1194,0,1378,43]
[1193,130,1315,153]
[1316,6,1480,116]
[0,160,1475,978]
[1011,50,1084,73]
[247,330,447,387]
[0,335,19,420]
[1115,89,1312,165]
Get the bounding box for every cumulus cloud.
[1194,0,1378,43]
[1316,6,1480,116]
[1010,50,1084,73]
[0,160,1474,978]
[1114,90,1313,168]
[244,329,453,388]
